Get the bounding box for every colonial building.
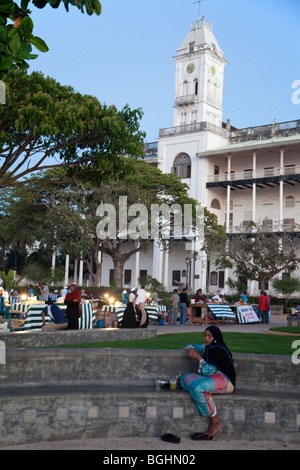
[98,17,300,295]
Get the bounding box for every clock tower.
[173,18,227,129]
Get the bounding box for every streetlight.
[185,257,191,290]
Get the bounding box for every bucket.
[97,319,104,328]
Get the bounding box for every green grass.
[269,326,300,334]
[55,331,299,356]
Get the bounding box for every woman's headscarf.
[205,325,233,359]
[204,325,236,387]
[65,284,81,302]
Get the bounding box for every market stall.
[189,302,236,325]
[23,302,95,331]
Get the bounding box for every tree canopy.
[1,161,207,286]
[0,69,145,189]
[0,0,102,78]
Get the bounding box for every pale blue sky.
[29,0,300,143]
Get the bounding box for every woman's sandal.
[191,432,214,441]
[161,433,181,444]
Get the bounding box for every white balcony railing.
[207,165,300,183]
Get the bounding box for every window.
[210,271,218,286]
[189,42,195,53]
[218,271,225,288]
[124,270,132,285]
[172,153,191,179]
[140,270,147,279]
[285,196,294,207]
[172,270,181,286]
[283,218,295,229]
[211,198,221,210]
[194,78,198,96]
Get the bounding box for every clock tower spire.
[173,17,227,129]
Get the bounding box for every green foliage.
[0,0,101,77]
[0,69,145,188]
[0,268,19,290]
[272,276,300,296]
[137,274,162,290]
[272,276,300,312]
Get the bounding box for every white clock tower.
[173,17,227,129]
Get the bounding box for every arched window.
[172,153,191,179]
[211,198,221,210]
[285,196,294,207]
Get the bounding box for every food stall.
[189,302,236,325]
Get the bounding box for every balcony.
[226,222,300,235]
[159,121,227,138]
[175,94,198,106]
[207,165,300,189]
[229,119,300,143]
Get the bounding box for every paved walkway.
[2,436,299,450]
[152,314,289,335]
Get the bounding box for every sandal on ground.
[191,432,214,441]
[161,433,181,444]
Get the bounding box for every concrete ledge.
[0,349,298,391]
[0,382,299,446]
[0,348,299,446]
[0,328,156,349]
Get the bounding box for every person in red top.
[64,284,82,330]
[258,291,266,323]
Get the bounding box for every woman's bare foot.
[204,415,223,437]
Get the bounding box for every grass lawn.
[56,331,299,356]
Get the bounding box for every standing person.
[135,285,148,328]
[263,291,271,324]
[181,326,236,440]
[129,287,137,305]
[258,290,266,323]
[122,289,129,303]
[169,289,180,325]
[64,284,81,330]
[28,285,35,297]
[151,289,158,306]
[119,302,138,329]
[60,286,68,298]
[179,287,189,324]
[39,281,50,304]
[240,290,248,303]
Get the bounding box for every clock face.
[186,63,195,74]
[211,65,216,76]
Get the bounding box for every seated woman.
[119,302,138,328]
[181,325,236,440]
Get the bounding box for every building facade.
[98,18,300,295]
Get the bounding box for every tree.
[4,161,205,287]
[0,69,145,189]
[272,276,300,313]
[0,0,101,78]
[211,222,300,288]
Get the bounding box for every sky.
[28,0,300,143]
